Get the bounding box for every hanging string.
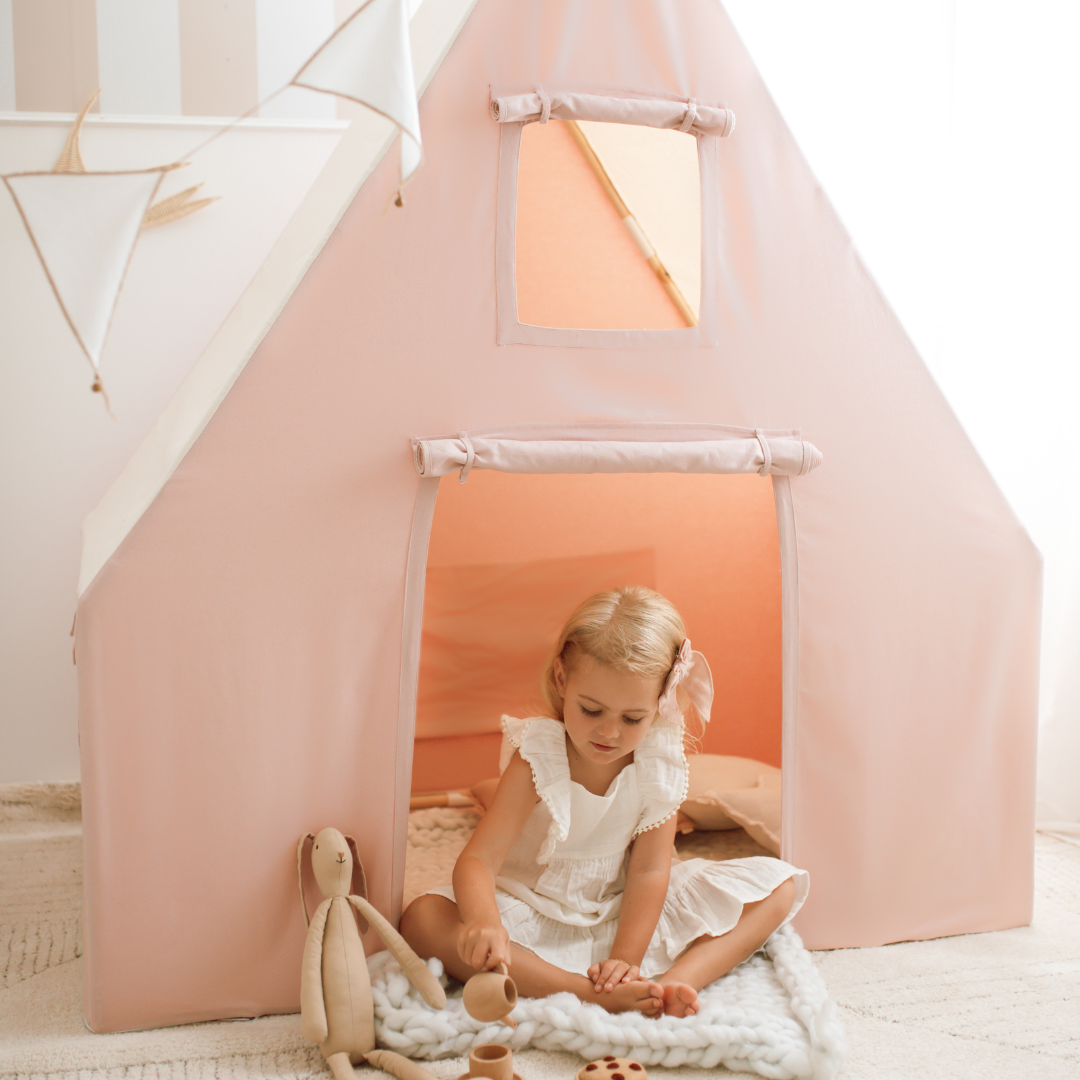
[171,85,290,165]
[90,368,116,420]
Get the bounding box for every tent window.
[515,120,701,330]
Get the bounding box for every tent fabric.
[74,0,1040,1035]
[74,0,480,598]
[490,91,736,138]
[412,431,823,479]
[415,548,657,741]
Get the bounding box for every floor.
[1,809,1078,1080]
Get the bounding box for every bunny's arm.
[301,898,333,1044]
[348,895,447,1010]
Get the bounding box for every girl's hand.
[457,917,512,972]
[587,958,641,992]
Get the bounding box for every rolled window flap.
[490,90,735,138]
[411,431,821,479]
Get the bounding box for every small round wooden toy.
[575,1058,647,1080]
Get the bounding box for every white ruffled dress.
[428,715,810,978]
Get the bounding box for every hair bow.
[657,639,714,726]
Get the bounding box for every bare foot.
[658,981,699,1018]
[580,979,664,1015]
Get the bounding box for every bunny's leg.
[366,1050,439,1080]
[325,1052,355,1080]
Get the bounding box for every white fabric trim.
[76,0,480,598]
[393,475,440,924]
[413,433,823,479]
[490,90,736,138]
[773,476,801,863]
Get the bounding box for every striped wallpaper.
[0,0,365,118]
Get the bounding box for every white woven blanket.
[390,809,845,1080]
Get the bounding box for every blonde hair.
[541,586,687,720]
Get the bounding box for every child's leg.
[400,894,663,1015]
[654,876,797,1017]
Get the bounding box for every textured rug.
[371,930,839,1077]
[2,793,1078,1080]
[390,808,842,1079]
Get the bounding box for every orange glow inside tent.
[515,119,689,330]
[413,470,782,792]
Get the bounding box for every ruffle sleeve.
[631,720,688,838]
[500,715,572,864]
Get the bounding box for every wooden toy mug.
[462,963,518,1029]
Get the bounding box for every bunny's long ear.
[297,833,315,928]
[345,835,369,932]
[345,835,367,899]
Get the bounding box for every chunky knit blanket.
[390,808,845,1079]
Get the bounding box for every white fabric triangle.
[6,171,164,364]
[293,0,422,184]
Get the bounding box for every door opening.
[412,469,783,793]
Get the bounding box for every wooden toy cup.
[467,1045,514,1080]
[463,963,518,1029]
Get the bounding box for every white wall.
[0,114,343,782]
[723,0,1080,715]
[0,1,15,112]
[96,0,183,115]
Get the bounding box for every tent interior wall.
[413,470,783,793]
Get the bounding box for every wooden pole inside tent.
[409,791,477,809]
[564,120,698,327]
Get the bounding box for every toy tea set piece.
[456,1044,523,1080]
[576,1059,647,1080]
[463,962,518,1029]
[297,827,446,1080]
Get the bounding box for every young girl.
[401,586,808,1018]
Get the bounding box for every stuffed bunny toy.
[298,828,446,1080]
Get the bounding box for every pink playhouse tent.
[74,0,1040,1034]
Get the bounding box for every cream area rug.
[2,786,1079,1080]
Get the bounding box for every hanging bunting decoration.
[292,0,422,202]
[2,90,215,411]
[3,0,425,413]
[4,168,173,412]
